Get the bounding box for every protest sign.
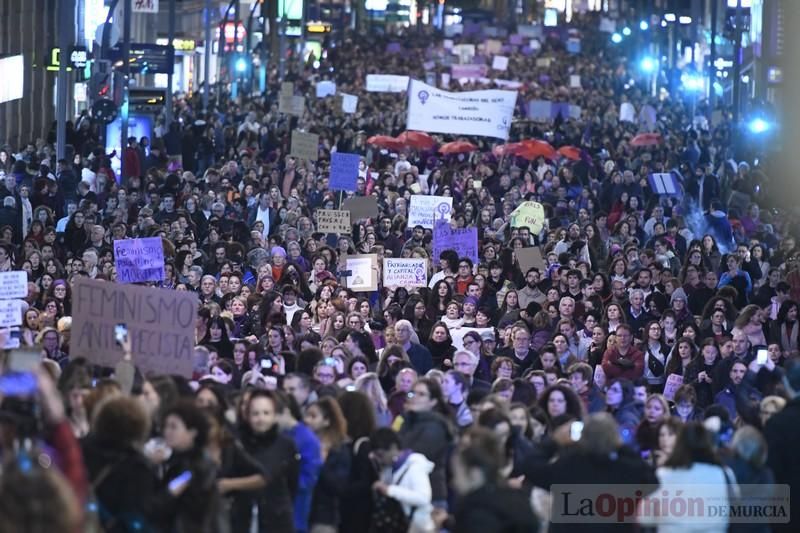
[663,374,684,401]
[451,327,495,350]
[114,237,165,283]
[551,102,571,120]
[648,173,681,195]
[406,79,516,140]
[440,73,451,88]
[280,81,294,95]
[517,25,542,38]
[492,55,509,71]
[594,364,606,388]
[509,34,524,45]
[345,255,378,292]
[517,247,545,273]
[341,93,358,114]
[433,221,478,264]
[0,299,22,327]
[386,42,402,53]
[383,258,428,288]
[528,100,552,121]
[570,75,581,88]
[279,93,305,116]
[566,38,581,54]
[620,102,636,122]
[329,152,360,192]
[408,195,453,229]
[510,201,546,233]
[452,44,476,61]
[71,278,198,377]
[484,39,502,54]
[316,210,351,234]
[341,196,378,221]
[0,271,28,299]
[290,131,319,161]
[316,80,336,98]
[451,64,488,79]
[443,39,454,49]
[536,57,552,67]
[366,74,410,92]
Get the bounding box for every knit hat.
[270,246,287,258]
[670,288,688,304]
[464,296,479,307]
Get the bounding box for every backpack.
[369,465,416,533]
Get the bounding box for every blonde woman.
[355,372,392,427]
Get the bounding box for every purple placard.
[509,34,524,45]
[114,237,165,283]
[433,221,479,265]
[451,64,489,78]
[551,102,570,120]
[386,42,402,53]
[329,152,360,192]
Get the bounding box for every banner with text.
[408,194,453,229]
[406,79,516,140]
[316,209,352,234]
[366,74,410,92]
[71,278,197,377]
[114,237,165,283]
[383,258,428,287]
[432,221,479,264]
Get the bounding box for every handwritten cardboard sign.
[290,131,319,161]
[383,258,427,288]
[316,209,351,234]
[341,196,378,221]
[71,278,198,377]
[0,299,23,327]
[345,254,378,292]
[114,237,165,283]
[0,271,28,299]
[517,247,545,273]
[662,374,684,401]
[432,221,478,264]
[329,152,360,192]
[280,94,305,116]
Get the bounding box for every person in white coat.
[370,427,436,533]
[638,421,738,533]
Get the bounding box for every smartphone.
[570,421,584,442]
[7,349,42,373]
[167,470,193,493]
[756,348,768,365]
[0,372,38,397]
[114,323,128,346]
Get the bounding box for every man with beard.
[518,268,546,308]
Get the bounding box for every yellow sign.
[156,38,197,51]
[510,201,546,233]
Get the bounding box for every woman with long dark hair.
[428,321,456,370]
[771,300,799,358]
[427,280,453,321]
[199,316,234,360]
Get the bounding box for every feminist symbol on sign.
[418,90,430,104]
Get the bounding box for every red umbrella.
[492,142,524,158]
[439,141,478,155]
[630,133,663,147]
[518,139,557,160]
[398,131,436,150]
[557,145,582,161]
[367,135,405,152]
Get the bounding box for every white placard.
[0,55,24,104]
[341,93,358,114]
[383,258,427,288]
[570,75,581,88]
[132,0,159,13]
[0,300,22,327]
[620,102,636,123]
[345,255,378,292]
[406,79,516,140]
[316,80,336,98]
[492,55,509,71]
[443,39,454,49]
[366,74,410,93]
[440,73,451,88]
[663,374,684,401]
[408,195,453,229]
[0,271,28,299]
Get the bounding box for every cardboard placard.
[408,195,453,229]
[316,209,352,234]
[510,201,546,233]
[290,131,319,161]
[662,374,684,401]
[114,237,165,284]
[0,271,28,299]
[341,196,378,221]
[329,152,360,192]
[341,93,358,114]
[345,254,378,292]
[492,55,509,71]
[570,75,581,88]
[517,247,545,273]
[71,278,198,377]
[280,81,294,95]
[0,299,22,327]
[280,94,305,116]
[383,258,427,288]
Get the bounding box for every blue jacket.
[284,423,322,533]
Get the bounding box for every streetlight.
[640,56,657,73]
[611,32,623,44]
[748,118,770,134]
[639,20,649,30]
[622,26,631,36]
[235,57,247,72]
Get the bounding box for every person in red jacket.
[122,136,141,182]
[601,323,645,380]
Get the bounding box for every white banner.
[406,79,517,140]
[383,258,428,288]
[408,195,452,229]
[366,74,410,93]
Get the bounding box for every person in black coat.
[450,427,538,533]
[763,359,800,533]
[81,396,159,533]
[238,390,299,533]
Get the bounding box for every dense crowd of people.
[0,10,798,533]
